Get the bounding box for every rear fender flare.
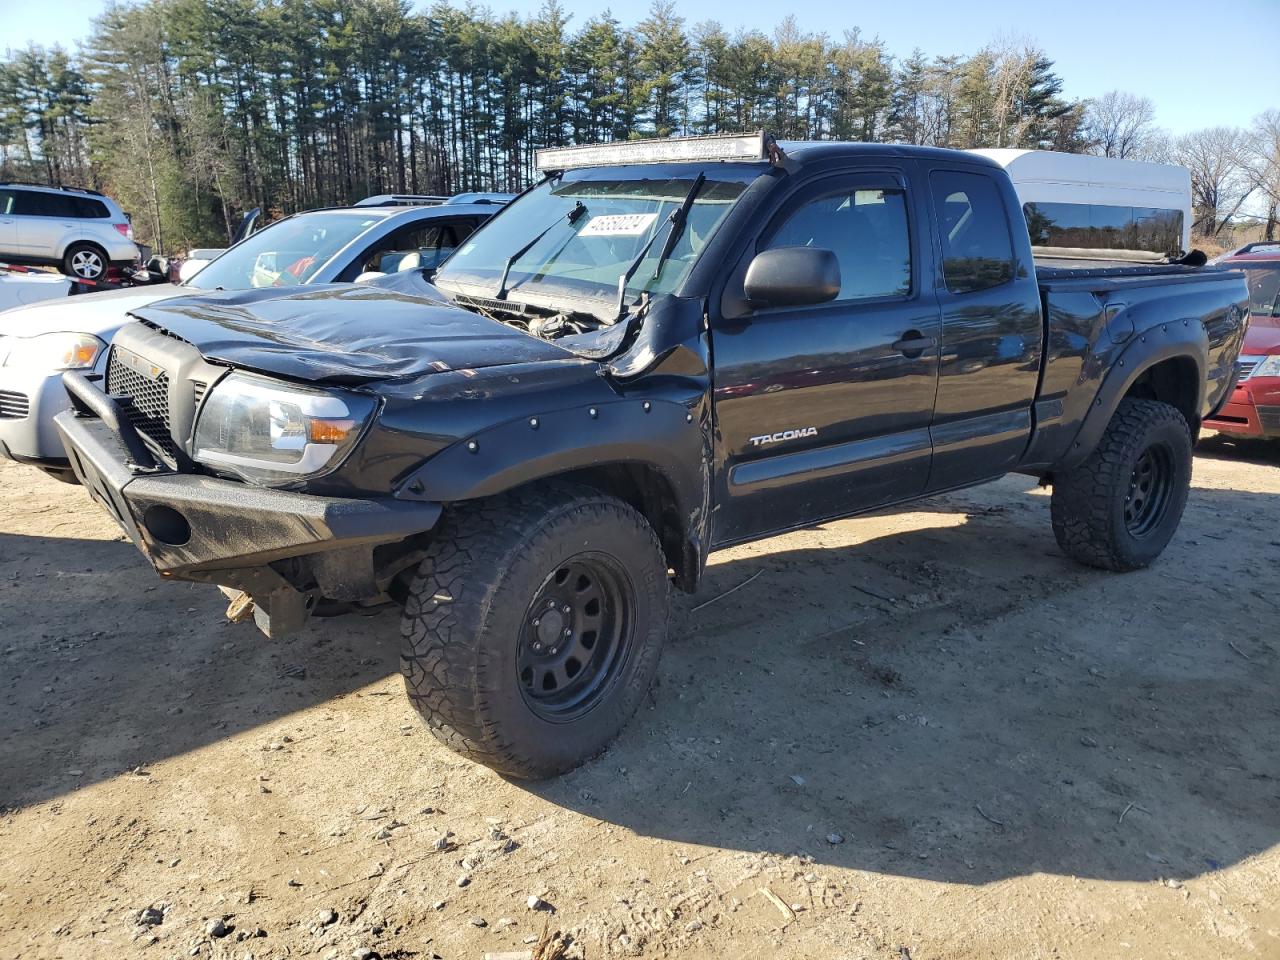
[1057,318,1206,471]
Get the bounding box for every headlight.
[193,373,376,485]
[1251,354,1280,379]
[1,332,104,370]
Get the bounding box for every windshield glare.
[435,164,757,307]
[186,212,387,290]
[1241,266,1280,319]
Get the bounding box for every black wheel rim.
[1124,441,1176,538]
[517,553,634,722]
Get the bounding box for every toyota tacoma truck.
[54,134,1248,779]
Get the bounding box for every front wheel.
[1051,398,1192,571]
[399,484,669,779]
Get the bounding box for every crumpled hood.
[127,284,579,384]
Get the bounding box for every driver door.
[711,169,942,545]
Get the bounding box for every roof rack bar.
[0,181,105,196]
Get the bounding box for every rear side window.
[72,197,109,218]
[931,171,1015,295]
[764,185,912,302]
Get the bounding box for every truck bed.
[1034,258,1242,293]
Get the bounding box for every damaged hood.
[126,284,579,384]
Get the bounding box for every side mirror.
[744,247,841,309]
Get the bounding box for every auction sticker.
[579,213,658,237]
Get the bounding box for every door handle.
[892,332,937,356]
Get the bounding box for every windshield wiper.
[495,201,587,301]
[611,173,705,324]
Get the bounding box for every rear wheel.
[399,484,669,779]
[1051,398,1192,571]
[62,243,108,282]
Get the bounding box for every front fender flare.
[394,396,710,567]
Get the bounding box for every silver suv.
[0,183,140,281]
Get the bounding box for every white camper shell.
[969,149,1192,262]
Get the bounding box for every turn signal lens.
[308,418,357,444]
[67,342,99,367]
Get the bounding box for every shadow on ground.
[0,531,394,811]
[1197,432,1280,467]
[3,479,1278,888]
[528,482,1280,886]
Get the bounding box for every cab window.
[763,185,912,302]
[931,171,1015,294]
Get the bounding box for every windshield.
[1241,265,1280,320]
[186,211,388,291]
[434,163,759,311]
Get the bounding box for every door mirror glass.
[744,246,841,308]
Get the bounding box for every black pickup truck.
[55,134,1248,778]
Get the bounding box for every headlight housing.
[193,373,376,485]
[0,332,104,370]
[1251,354,1280,379]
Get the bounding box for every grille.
[0,390,29,420]
[106,350,179,461]
[191,380,207,407]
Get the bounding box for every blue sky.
[6,0,1278,135]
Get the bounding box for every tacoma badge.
[748,426,818,447]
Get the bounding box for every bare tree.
[1172,126,1254,237]
[1133,128,1174,164]
[1242,110,1280,239]
[1084,90,1155,158]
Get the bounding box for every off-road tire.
[1051,398,1192,571]
[400,483,669,779]
[62,242,108,281]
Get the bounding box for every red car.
[1204,251,1280,442]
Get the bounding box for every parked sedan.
[0,200,498,481]
[1203,250,1280,443]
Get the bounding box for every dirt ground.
[1,437,1278,960]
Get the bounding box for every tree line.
[1,0,1277,253]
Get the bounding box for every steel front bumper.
[53,376,442,588]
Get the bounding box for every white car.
[0,200,498,481]
[0,266,72,312]
[1,183,141,281]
